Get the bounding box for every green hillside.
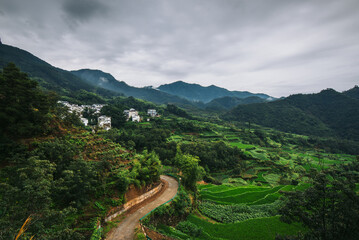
[71,69,194,105]
[343,85,359,100]
[0,44,116,98]
[226,89,359,140]
[205,96,268,111]
[158,80,273,103]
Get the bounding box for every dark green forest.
[226,88,359,141]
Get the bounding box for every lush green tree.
[100,104,127,128]
[0,156,62,239]
[73,90,106,104]
[114,169,130,194]
[279,170,359,240]
[166,104,191,119]
[0,63,55,138]
[175,149,204,191]
[180,141,244,171]
[130,151,162,186]
[54,104,83,127]
[32,139,78,178]
[53,158,99,208]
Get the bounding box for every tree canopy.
[0,63,55,138]
[279,168,359,240]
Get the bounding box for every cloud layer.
[1,0,358,97]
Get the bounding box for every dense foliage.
[227,89,359,141]
[174,150,205,191]
[180,141,245,171]
[0,44,116,99]
[166,104,192,119]
[199,201,281,223]
[206,96,266,111]
[158,80,271,103]
[279,167,359,240]
[143,187,191,227]
[0,63,55,138]
[0,65,163,239]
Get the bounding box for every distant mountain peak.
[158,81,273,103]
[71,69,193,105]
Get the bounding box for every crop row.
[201,186,270,198]
[200,186,283,205]
[198,200,281,223]
[165,215,304,240]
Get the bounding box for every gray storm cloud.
[0,0,358,97]
[62,0,108,22]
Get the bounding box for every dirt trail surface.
[105,175,178,240]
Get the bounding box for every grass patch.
[186,215,304,240]
[255,171,268,182]
[230,142,255,149]
[201,186,283,205]
[201,186,269,199]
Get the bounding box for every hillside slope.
[0,44,115,97]
[158,80,273,103]
[343,85,359,100]
[226,88,359,140]
[71,69,194,105]
[206,96,267,110]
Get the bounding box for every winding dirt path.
[105,175,178,240]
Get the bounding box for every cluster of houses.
[58,101,111,130]
[58,101,159,129]
[123,108,158,122]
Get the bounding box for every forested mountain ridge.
[0,43,193,106]
[205,96,267,111]
[226,88,359,140]
[71,69,194,105]
[0,44,117,98]
[343,85,359,100]
[157,80,273,103]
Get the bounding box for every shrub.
[176,221,202,237]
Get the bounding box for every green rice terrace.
[138,118,359,240]
[148,180,307,240]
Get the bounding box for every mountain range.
[226,87,359,141]
[2,42,359,142]
[157,80,273,103]
[0,43,111,97]
[71,69,192,105]
[205,96,267,111]
[0,43,273,108]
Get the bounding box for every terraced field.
[150,123,354,240]
[187,215,303,240]
[159,215,304,240]
[175,183,307,239]
[200,185,289,205]
[229,142,255,149]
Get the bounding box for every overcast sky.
[1,0,359,97]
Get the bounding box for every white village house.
[98,116,111,130]
[147,109,157,117]
[124,108,141,122]
[58,101,111,130]
[80,117,89,126]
